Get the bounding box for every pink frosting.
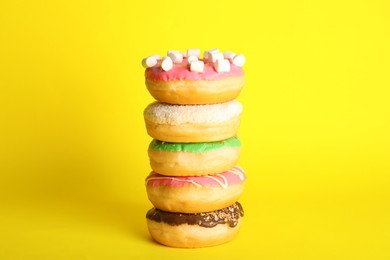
[145,166,246,189]
[145,58,244,82]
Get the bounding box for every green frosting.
[149,136,241,153]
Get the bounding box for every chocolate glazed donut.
[146,202,244,227]
[146,202,245,248]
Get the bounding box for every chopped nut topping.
[146,202,244,228]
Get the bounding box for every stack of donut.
[142,48,246,248]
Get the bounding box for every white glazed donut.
[143,100,242,143]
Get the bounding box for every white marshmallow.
[168,51,183,63]
[223,51,236,60]
[210,52,224,62]
[181,51,187,58]
[190,60,204,72]
[167,50,180,55]
[233,54,246,67]
[207,48,220,54]
[150,54,161,60]
[187,48,200,58]
[214,59,231,72]
[187,55,198,64]
[161,56,173,71]
[206,48,220,61]
[142,56,158,68]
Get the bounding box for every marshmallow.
[190,60,204,72]
[233,54,246,67]
[207,48,220,54]
[207,48,220,61]
[142,56,158,68]
[161,56,173,71]
[223,51,236,60]
[168,51,183,63]
[210,52,224,62]
[181,51,187,58]
[150,54,161,60]
[167,50,180,55]
[187,55,199,64]
[214,59,231,72]
[187,48,201,58]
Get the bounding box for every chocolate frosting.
[146,202,244,228]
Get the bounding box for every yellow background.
[0,0,389,259]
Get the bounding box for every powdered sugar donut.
[145,166,246,213]
[146,202,244,248]
[144,57,245,105]
[148,136,241,176]
[143,100,242,143]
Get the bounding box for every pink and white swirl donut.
[145,166,246,213]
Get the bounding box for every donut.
[145,166,246,213]
[148,136,241,176]
[144,57,245,105]
[143,100,242,143]
[146,202,244,248]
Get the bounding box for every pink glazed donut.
[144,51,246,105]
[145,166,246,213]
